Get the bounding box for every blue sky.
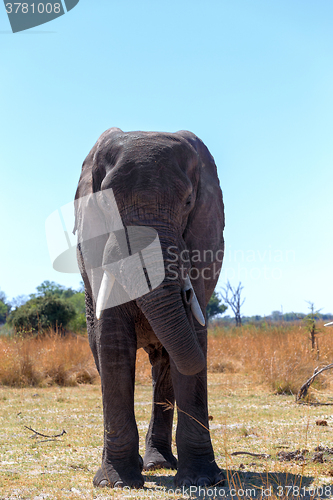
[1,0,332,316]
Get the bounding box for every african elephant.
[74,128,225,488]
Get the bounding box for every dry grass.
[1,322,333,397]
[208,322,333,396]
[0,332,98,387]
[0,331,152,388]
[2,373,333,499]
[135,347,152,384]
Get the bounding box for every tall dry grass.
[208,321,333,394]
[0,332,98,387]
[0,331,154,387]
[1,322,333,393]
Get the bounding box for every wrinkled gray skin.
[74,128,225,488]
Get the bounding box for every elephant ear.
[73,127,123,234]
[176,130,225,301]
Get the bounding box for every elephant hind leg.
[143,346,177,471]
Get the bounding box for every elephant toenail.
[99,480,109,487]
[146,462,155,469]
[197,476,211,487]
[114,480,124,488]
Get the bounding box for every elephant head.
[74,128,224,376]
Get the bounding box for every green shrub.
[8,295,76,334]
[0,289,11,324]
[0,300,8,324]
[68,313,87,333]
[7,281,86,335]
[67,292,86,332]
[206,291,227,323]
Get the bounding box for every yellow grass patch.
[1,322,333,397]
[208,322,333,396]
[0,333,98,387]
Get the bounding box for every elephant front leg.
[171,357,225,487]
[143,347,177,470]
[94,322,144,489]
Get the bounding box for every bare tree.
[304,301,322,354]
[221,281,245,326]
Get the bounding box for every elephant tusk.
[96,271,116,320]
[191,295,206,327]
[183,275,206,327]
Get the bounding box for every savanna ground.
[1,323,333,499]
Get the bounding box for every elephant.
[74,128,225,489]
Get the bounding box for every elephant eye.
[185,195,192,207]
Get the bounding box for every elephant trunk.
[136,282,206,376]
[93,221,206,376]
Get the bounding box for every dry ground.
[1,324,333,499]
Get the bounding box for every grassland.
[1,323,333,499]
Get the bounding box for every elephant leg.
[170,333,225,488]
[93,314,144,489]
[143,347,177,470]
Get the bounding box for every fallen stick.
[230,451,270,459]
[24,426,66,438]
[296,363,333,401]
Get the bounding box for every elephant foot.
[174,461,225,487]
[93,458,144,489]
[143,447,177,471]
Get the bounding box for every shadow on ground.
[144,470,327,499]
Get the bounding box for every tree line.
[0,280,331,334]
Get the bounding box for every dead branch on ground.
[24,425,66,439]
[230,451,270,459]
[296,363,333,401]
